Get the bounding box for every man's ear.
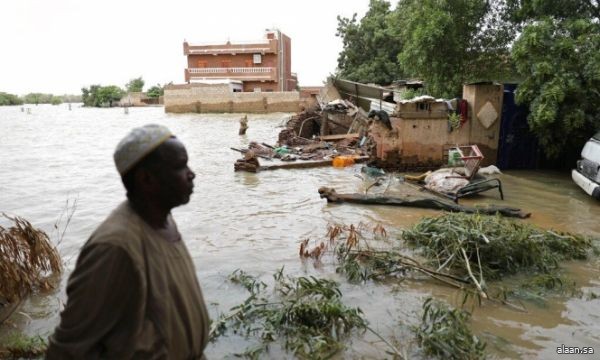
[135,167,159,192]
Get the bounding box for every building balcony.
[186,67,277,82]
[184,40,277,55]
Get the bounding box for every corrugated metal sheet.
[369,99,396,115]
[332,78,396,112]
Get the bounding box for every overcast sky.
[1,0,371,95]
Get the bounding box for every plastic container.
[333,156,355,167]
[274,146,290,155]
[448,148,464,166]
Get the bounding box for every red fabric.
[459,99,469,125]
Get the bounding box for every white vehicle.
[572,131,600,200]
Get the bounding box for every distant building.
[183,29,297,92]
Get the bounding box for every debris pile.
[282,110,321,140]
[234,151,261,173]
[233,94,374,172]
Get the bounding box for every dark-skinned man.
[47,124,209,359]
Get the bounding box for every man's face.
[151,138,196,208]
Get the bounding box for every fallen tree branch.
[318,187,531,218]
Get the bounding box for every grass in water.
[210,268,367,359]
[312,215,596,302]
[0,332,47,359]
[415,298,486,360]
[0,214,62,303]
[403,213,596,279]
[296,215,598,359]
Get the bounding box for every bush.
[0,92,23,106]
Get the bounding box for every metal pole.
[279,30,284,91]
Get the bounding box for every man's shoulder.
[85,201,146,255]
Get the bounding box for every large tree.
[511,0,600,157]
[336,0,403,85]
[81,85,124,107]
[96,86,125,107]
[335,0,514,95]
[125,77,145,93]
[396,0,514,98]
[146,84,164,99]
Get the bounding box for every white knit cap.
[113,124,173,175]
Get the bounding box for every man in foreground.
[47,124,209,359]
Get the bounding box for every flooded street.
[1,104,599,358]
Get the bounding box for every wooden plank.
[318,133,360,141]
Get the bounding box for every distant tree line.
[0,92,82,106]
[336,0,600,158]
[1,77,167,108]
[22,93,64,105]
[0,92,23,106]
[82,77,165,107]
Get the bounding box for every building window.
[417,102,431,111]
[253,54,262,64]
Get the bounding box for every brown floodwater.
[1,105,598,359]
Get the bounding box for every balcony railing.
[186,67,277,81]
[185,40,277,55]
[189,67,274,74]
[188,39,270,46]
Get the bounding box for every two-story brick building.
[183,29,297,93]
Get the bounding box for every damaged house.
[239,78,506,174]
[330,78,504,170]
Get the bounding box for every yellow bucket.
[332,156,355,167]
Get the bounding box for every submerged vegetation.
[0,214,62,322]
[403,213,597,297]
[210,269,369,359]
[305,214,597,303]
[0,215,62,302]
[415,298,486,360]
[0,332,47,359]
[296,213,598,358]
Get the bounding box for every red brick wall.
[187,53,278,69]
[280,33,293,91]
